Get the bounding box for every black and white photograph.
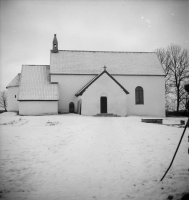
[0,0,189,199]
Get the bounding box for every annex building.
[6,34,165,117]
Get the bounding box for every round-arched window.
[135,86,144,104]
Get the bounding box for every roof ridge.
[56,50,155,54]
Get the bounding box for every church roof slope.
[6,73,20,88]
[18,65,59,101]
[75,69,129,97]
[50,50,165,76]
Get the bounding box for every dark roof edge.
[75,75,98,96]
[18,100,59,101]
[52,50,155,54]
[75,70,129,97]
[106,71,129,94]
[50,73,165,76]
[6,85,19,89]
[22,65,50,66]
[50,82,59,84]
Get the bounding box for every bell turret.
[52,34,58,53]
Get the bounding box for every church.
[6,34,165,117]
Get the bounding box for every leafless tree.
[156,45,189,112]
[0,90,8,111]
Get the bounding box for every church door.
[100,97,107,113]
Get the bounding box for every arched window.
[135,86,144,104]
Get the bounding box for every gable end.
[75,69,129,97]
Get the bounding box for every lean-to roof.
[6,74,20,88]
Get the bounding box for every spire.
[103,65,107,71]
[52,34,58,53]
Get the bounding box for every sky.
[0,0,189,90]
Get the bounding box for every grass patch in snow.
[46,121,59,126]
[0,118,28,126]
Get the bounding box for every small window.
[15,95,16,98]
[135,86,144,104]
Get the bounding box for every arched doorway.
[100,97,107,113]
[69,102,75,113]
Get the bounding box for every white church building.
[6,34,165,117]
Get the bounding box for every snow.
[0,112,189,200]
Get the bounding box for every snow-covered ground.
[0,112,188,200]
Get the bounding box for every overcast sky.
[0,0,189,90]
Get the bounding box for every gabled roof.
[6,73,20,88]
[50,50,165,76]
[18,65,59,101]
[75,69,129,97]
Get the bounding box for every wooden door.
[100,97,107,113]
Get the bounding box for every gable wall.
[82,73,127,116]
[7,87,19,111]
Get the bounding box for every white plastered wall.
[51,75,95,113]
[19,101,58,116]
[81,73,127,116]
[51,74,165,117]
[115,76,165,117]
[7,87,19,111]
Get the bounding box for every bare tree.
[156,47,172,96]
[156,45,189,112]
[0,90,8,111]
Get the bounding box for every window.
[135,86,144,104]
[15,95,16,98]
